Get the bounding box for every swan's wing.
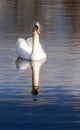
[38,44,47,59]
[16,38,32,59]
[26,37,33,48]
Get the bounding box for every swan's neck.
[32,32,40,52]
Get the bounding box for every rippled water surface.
[0,0,80,130]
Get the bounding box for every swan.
[16,22,47,60]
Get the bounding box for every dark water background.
[0,0,80,130]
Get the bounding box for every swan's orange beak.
[37,28,40,35]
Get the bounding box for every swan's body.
[16,22,47,60]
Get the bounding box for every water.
[0,0,80,129]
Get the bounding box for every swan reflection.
[16,57,46,95]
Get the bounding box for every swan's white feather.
[16,37,47,60]
[16,38,32,59]
[26,37,33,48]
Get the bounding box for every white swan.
[16,22,47,60]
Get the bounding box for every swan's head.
[33,22,40,35]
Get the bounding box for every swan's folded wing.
[16,38,32,59]
[26,37,33,49]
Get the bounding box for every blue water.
[0,0,80,130]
